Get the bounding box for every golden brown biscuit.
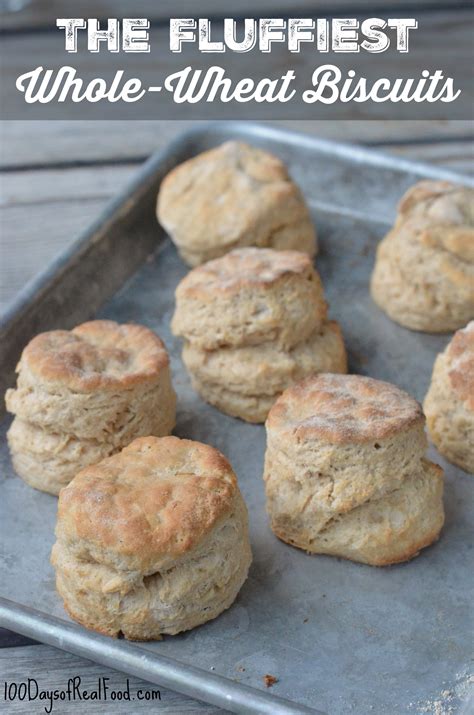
[51,436,252,640]
[371,181,474,332]
[157,141,317,266]
[172,247,327,350]
[424,322,474,473]
[264,374,444,566]
[5,321,176,495]
[172,247,347,422]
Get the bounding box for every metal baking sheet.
[1,122,473,715]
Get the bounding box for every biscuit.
[263,374,444,566]
[183,322,347,423]
[51,436,252,640]
[157,141,317,266]
[5,321,176,495]
[6,420,114,495]
[424,321,474,473]
[172,247,327,350]
[172,248,347,422]
[371,181,474,332]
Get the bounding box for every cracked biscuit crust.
[56,436,238,572]
[424,322,474,473]
[10,320,170,392]
[52,436,252,639]
[157,141,317,266]
[5,321,177,495]
[264,374,444,565]
[172,247,327,350]
[266,373,424,444]
[183,322,347,423]
[445,320,474,408]
[172,245,347,422]
[5,320,175,437]
[271,461,444,566]
[371,181,474,332]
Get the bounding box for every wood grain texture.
[1,120,473,168]
[0,645,229,713]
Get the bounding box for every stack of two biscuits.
[6,321,177,495]
[264,374,445,566]
[172,247,347,423]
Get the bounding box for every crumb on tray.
[263,674,278,688]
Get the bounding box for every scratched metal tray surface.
[0,123,473,715]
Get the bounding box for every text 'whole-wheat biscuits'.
[172,248,347,422]
[51,435,252,640]
[157,140,317,266]
[5,320,176,495]
[424,321,474,473]
[263,374,444,566]
[371,181,474,332]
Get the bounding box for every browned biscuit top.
[160,140,290,198]
[447,321,474,409]
[266,374,424,444]
[396,181,474,263]
[157,141,312,255]
[398,180,473,224]
[19,320,169,392]
[56,436,237,570]
[175,247,316,298]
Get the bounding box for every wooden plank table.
[1,3,473,714]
